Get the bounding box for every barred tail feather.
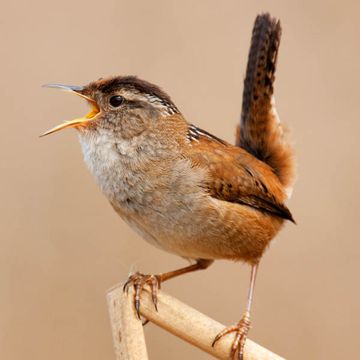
[236,13,295,196]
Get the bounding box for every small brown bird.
[42,13,295,359]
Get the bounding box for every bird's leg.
[212,263,258,360]
[123,259,213,319]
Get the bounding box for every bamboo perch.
[107,284,285,360]
[107,285,148,360]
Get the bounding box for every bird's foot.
[123,272,161,319]
[212,311,251,360]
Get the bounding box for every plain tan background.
[1,0,359,359]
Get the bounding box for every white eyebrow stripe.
[118,89,179,116]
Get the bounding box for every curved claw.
[123,272,161,320]
[142,319,150,326]
[123,275,135,294]
[212,325,239,347]
[212,312,251,360]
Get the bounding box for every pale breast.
[77,129,213,257]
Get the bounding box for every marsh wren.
[42,13,295,359]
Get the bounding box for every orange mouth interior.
[40,91,100,137]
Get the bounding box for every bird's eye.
[109,95,124,107]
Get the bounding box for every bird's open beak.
[40,84,100,137]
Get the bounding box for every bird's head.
[41,76,179,139]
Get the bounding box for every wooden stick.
[107,284,285,360]
[107,284,148,360]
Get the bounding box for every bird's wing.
[184,125,294,222]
